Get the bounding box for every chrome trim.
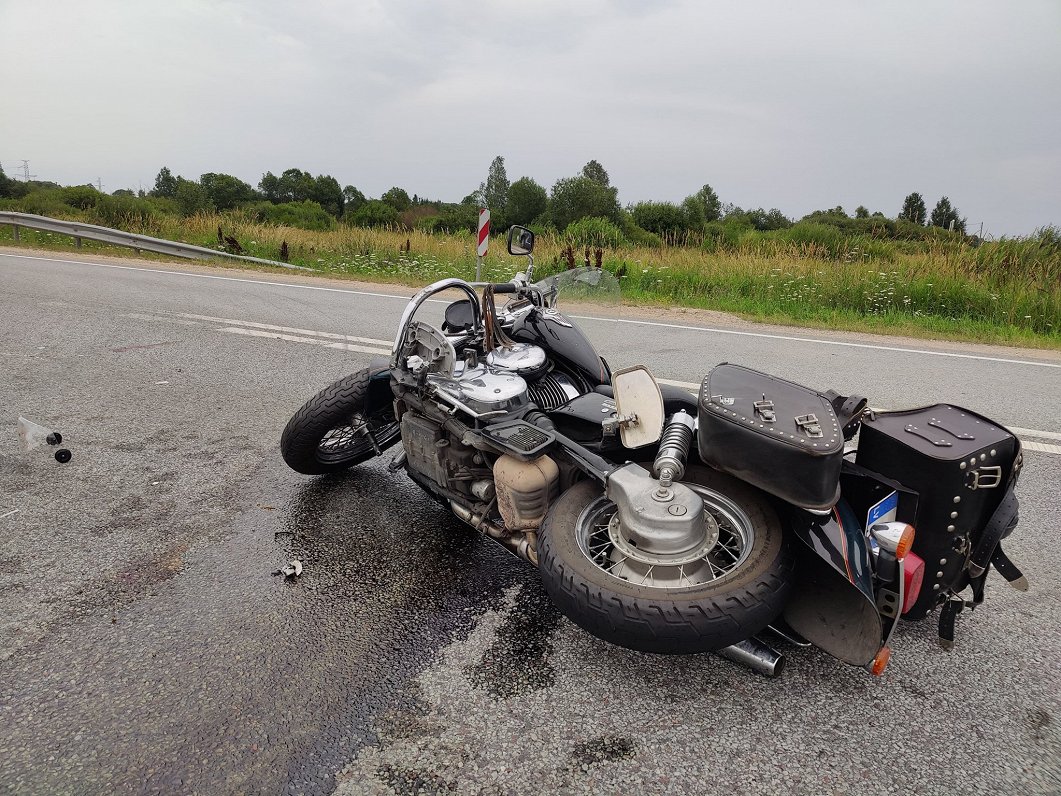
[716,637,785,677]
[391,278,482,368]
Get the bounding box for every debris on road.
[54,449,72,463]
[0,509,20,520]
[273,560,303,578]
[17,416,57,452]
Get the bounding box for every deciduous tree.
[505,177,547,226]
[151,166,178,199]
[929,196,965,232]
[549,175,620,230]
[898,192,927,225]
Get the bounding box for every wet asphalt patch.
[0,457,539,795]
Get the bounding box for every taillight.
[902,551,925,614]
[869,646,892,676]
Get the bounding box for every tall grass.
[0,203,1057,347]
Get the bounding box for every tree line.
[0,157,972,241]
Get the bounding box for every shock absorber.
[652,411,696,488]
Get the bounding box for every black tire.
[538,466,793,654]
[280,369,400,475]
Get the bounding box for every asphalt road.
[1,249,1059,795]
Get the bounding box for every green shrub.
[563,216,626,248]
[348,199,401,229]
[61,185,104,210]
[418,205,477,234]
[91,195,158,230]
[631,201,691,237]
[17,189,75,218]
[254,200,335,231]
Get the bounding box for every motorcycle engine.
[487,342,581,411]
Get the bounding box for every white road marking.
[1007,426,1061,441]
[179,313,393,347]
[569,314,1061,369]
[219,321,1060,453]
[5,252,1059,370]
[122,312,202,326]
[220,326,391,356]
[657,377,701,390]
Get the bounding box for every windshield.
[532,266,621,313]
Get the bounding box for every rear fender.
[782,500,883,666]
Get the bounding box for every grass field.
[1,210,1058,349]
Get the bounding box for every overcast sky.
[2,0,1058,236]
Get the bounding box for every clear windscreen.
[532,266,621,313]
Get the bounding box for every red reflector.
[902,551,925,614]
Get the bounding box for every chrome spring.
[652,411,696,487]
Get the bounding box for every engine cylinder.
[652,411,696,486]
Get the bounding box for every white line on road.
[6,252,1060,370]
[180,313,394,347]
[568,314,1061,370]
[217,319,1059,453]
[221,327,391,356]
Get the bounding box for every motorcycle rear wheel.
[280,369,399,475]
[538,466,793,654]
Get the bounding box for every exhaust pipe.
[450,501,538,566]
[716,636,785,678]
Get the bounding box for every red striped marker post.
[476,208,490,280]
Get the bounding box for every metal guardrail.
[0,211,313,271]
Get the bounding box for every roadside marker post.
[476,208,489,281]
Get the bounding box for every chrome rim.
[574,484,754,590]
[316,410,399,463]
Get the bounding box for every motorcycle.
[281,225,1027,677]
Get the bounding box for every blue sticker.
[867,490,898,530]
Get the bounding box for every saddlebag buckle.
[966,465,1002,490]
[753,396,776,423]
[794,413,823,438]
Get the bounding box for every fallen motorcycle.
[281,225,1027,676]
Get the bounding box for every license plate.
[867,490,898,530]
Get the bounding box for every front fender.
[782,500,883,666]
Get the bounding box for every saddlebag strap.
[938,597,965,650]
[991,545,1029,591]
[967,488,1019,578]
[822,390,868,440]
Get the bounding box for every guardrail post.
[75,236,82,249]
[12,224,19,242]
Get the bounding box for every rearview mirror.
[611,365,664,448]
[506,225,535,256]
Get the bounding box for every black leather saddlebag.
[698,364,846,510]
[855,404,1022,620]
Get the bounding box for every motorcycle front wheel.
[538,466,794,654]
[280,368,400,475]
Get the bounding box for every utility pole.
[19,160,37,181]
[96,177,103,192]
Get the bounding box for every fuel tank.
[510,308,610,387]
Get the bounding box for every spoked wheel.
[281,368,400,475]
[538,466,794,653]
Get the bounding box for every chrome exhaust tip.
[716,636,785,678]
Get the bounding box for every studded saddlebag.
[855,404,1022,621]
[698,363,847,511]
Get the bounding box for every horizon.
[2,1,1058,237]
